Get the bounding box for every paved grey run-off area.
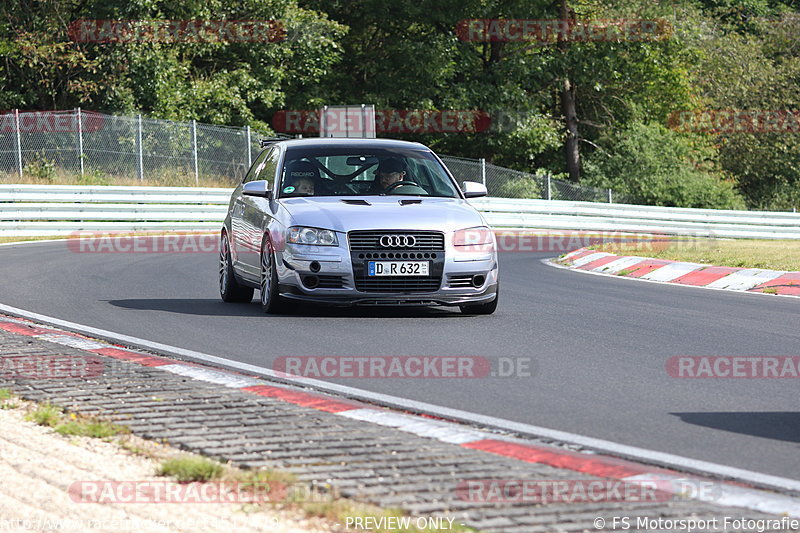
[0,329,792,532]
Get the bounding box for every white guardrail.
[1,184,799,239]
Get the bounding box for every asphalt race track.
[1,239,798,480]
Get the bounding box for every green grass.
[233,468,297,488]
[25,403,62,427]
[55,419,126,438]
[0,236,73,245]
[23,402,127,438]
[592,238,800,271]
[1,169,235,188]
[0,389,18,409]
[158,456,225,482]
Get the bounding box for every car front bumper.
[276,242,498,307]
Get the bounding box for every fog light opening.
[302,275,319,289]
[472,274,486,288]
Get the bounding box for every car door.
[231,149,271,276]
[239,147,282,277]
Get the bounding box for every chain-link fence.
[440,154,626,203]
[0,109,623,201]
[0,109,281,186]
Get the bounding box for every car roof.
[275,138,429,151]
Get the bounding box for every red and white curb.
[1,312,799,518]
[555,248,800,297]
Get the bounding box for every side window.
[242,149,270,184]
[256,148,280,189]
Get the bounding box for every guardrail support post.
[14,109,22,177]
[191,119,199,185]
[546,173,552,201]
[136,114,144,182]
[607,188,613,203]
[245,125,252,167]
[480,158,486,186]
[77,108,84,177]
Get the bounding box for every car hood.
[280,196,487,233]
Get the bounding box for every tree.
[582,121,745,208]
[0,0,345,131]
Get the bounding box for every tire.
[259,236,288,314]
[219,232,254,303]
[460,285,499,315]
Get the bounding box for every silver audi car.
[219,138,499,314]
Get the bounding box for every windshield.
[277,147,461,199]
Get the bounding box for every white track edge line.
[1,301,799,496]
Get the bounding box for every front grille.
[348,230,445,251]
[316,275,346,289]
[354,277,442,293]
[448,274,475,288]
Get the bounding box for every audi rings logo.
[379,235,416,248]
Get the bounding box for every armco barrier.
[1,184,799,238]
[471,198,800,239]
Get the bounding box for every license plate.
[368,261,429,276]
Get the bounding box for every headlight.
[453,226,495,252]
[287,226,339,246]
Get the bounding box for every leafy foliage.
[582,121,745,208]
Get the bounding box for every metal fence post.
[480,158,486,186]
[14,109,22,177]
[245,125,252,167]
[136,114,144,181]
[607,188,613,203]
[546,173,552,201]
[77,108,84,177]
[191,119,199,185]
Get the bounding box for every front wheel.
[219,233,254,303]
[260,237,288,314]
[460,285,499,315]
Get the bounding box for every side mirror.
[242,180,272,199]
[462,181,487,198]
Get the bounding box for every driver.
[372,158,407,193]
[282,160,318,196]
